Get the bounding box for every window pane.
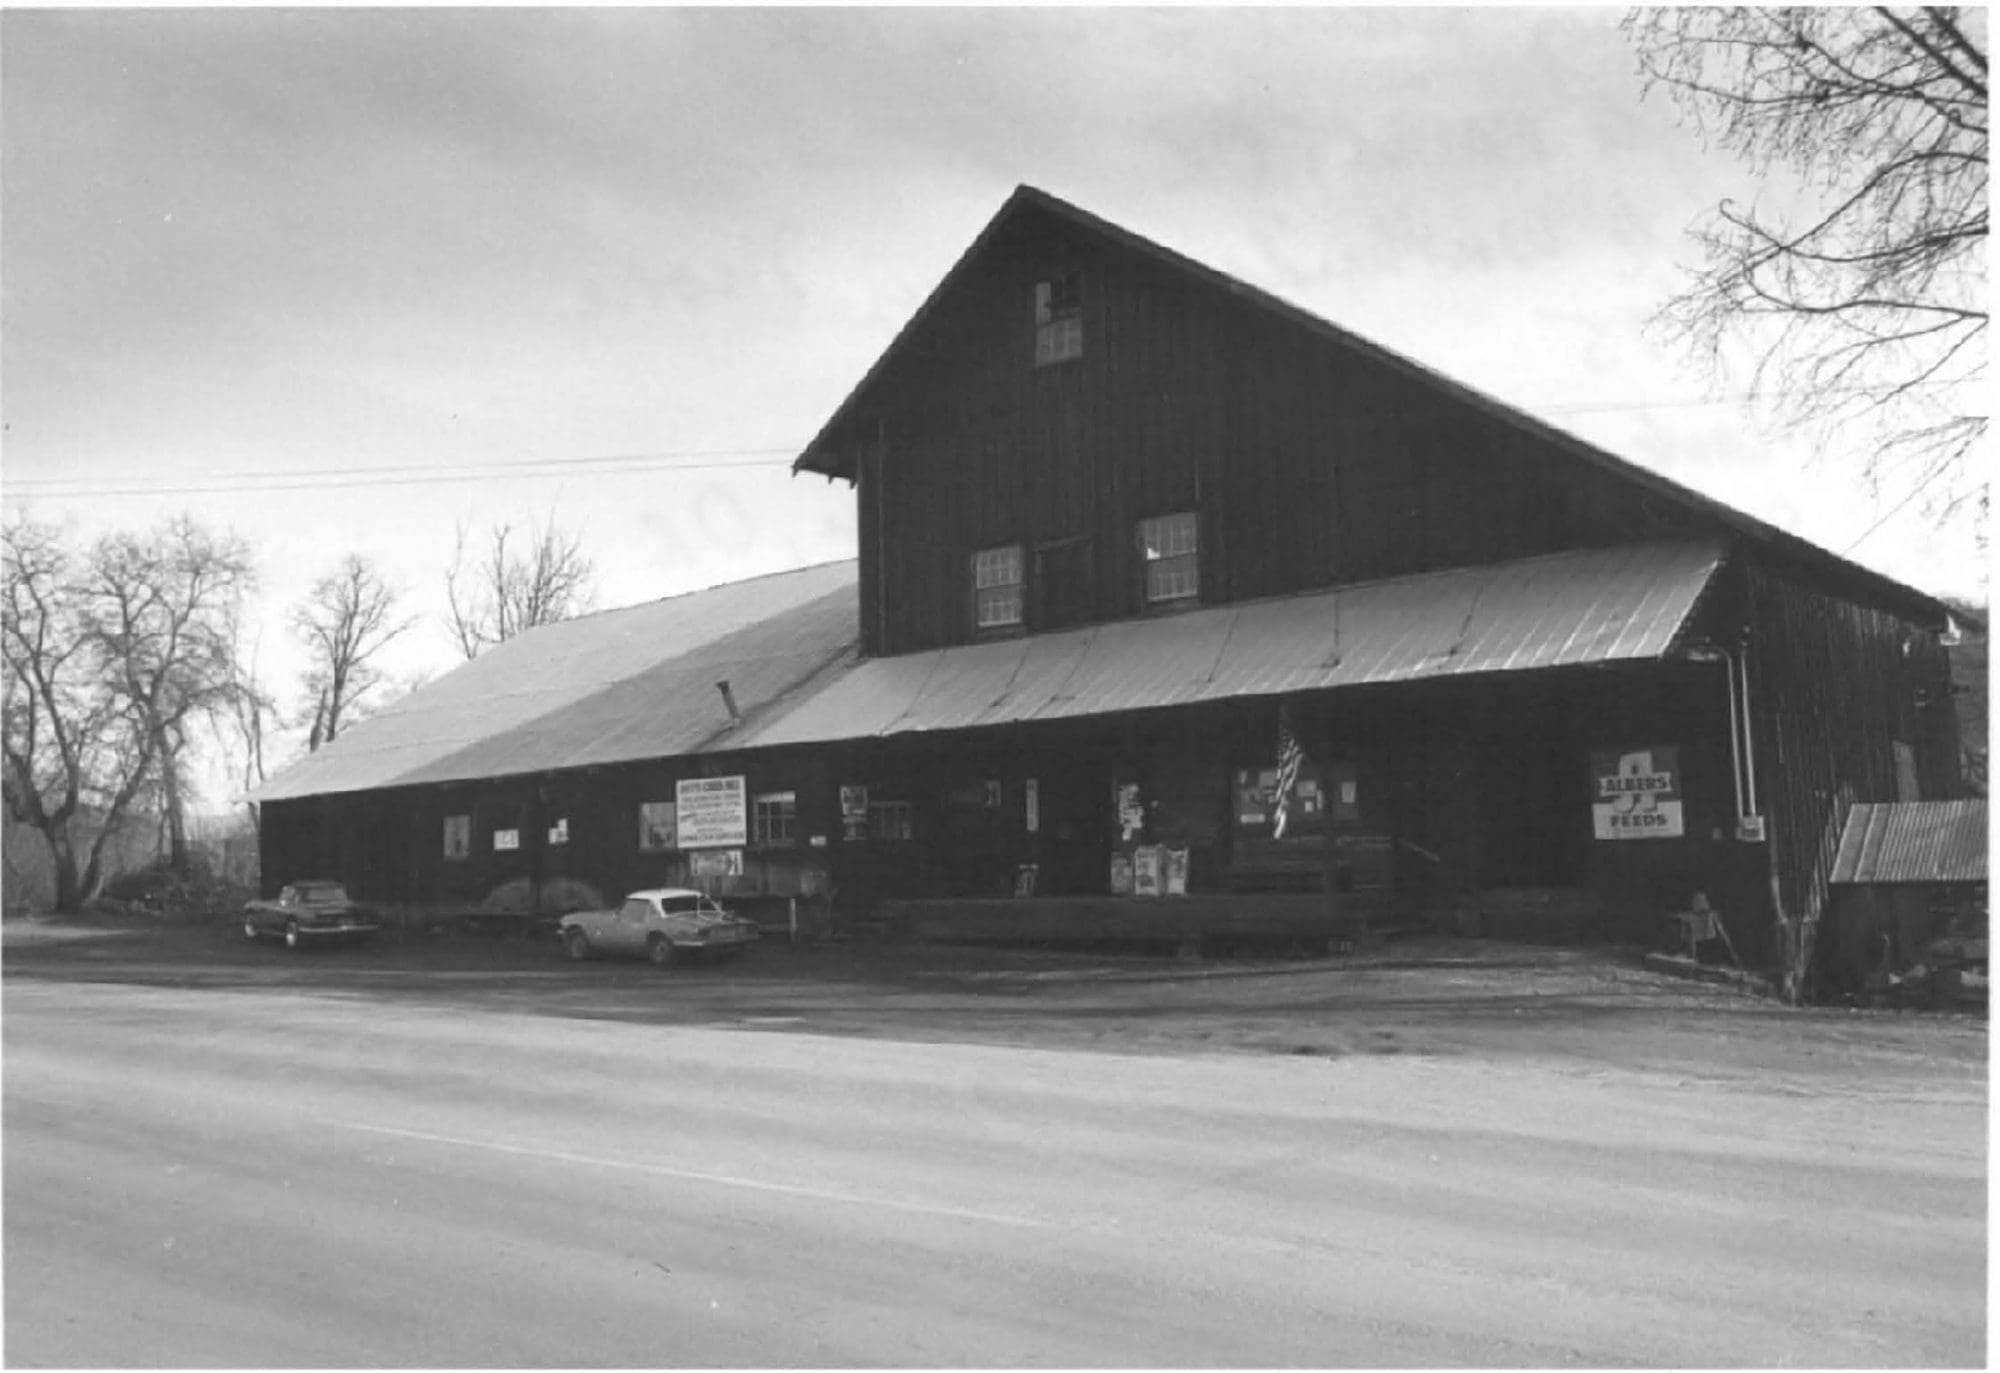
[1141,512,1197,558]
[1140,514,1199,602]
[974,545,1021,588]
[1036,273,1081,323]
[752,791,797,844]
[1034,275,1082,365]
[1036,315,1082,365]
[976,585,1022,627]
[972,545,1023,627]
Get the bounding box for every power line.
[9,375,1975,499]
[1838,464,1960,554]
[7,448,801,499]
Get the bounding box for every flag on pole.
[1272,702,1305,838]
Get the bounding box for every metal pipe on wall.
[1739,642,1760,817]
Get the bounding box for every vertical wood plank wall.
[838,204,1678,658]
[1744,554,1960,987]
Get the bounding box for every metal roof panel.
[1829,800,1988,885]
[738,540,1724,747]
[254,562,859,801]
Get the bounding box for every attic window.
[1034,272,1083,366]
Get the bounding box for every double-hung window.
[972,544,1024,630]
[751,790,796,846]
[1034,272,1083,366]
[1139,512,1200,605]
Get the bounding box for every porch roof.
[1829,800,1989,885]
[735,538,1725,747]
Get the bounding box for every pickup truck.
[558,887,759,966]
[243,881,380,950]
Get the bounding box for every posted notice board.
[676,775,747,848]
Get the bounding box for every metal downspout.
[1723,648,1746,823]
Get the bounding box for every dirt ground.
[4,910,1986,1096]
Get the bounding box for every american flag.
[1272,703,1305,838]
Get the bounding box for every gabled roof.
[792,184,1950,627]
[1829,800,1989,885]
[733,540,1723,748]
[253,561,859,803]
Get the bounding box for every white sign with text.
[676,776,747,848]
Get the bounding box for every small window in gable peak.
[1034,271,1083,366]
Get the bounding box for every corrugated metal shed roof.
[1829,801,1989,885]
[253,561,859,802]
[256,540,1724,803]
[736,540,1724,747]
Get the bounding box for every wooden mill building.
[255,186,1968,986]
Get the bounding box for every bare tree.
[291,554,412,750]
[443,515,596,659]
[220,602,278,827]
[79,515,257,872]
[2,517,157,911]
[1626,7,1987,524]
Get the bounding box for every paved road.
[4,976,1985,1367]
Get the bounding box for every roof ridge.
[794,186,1950,625]
[536,556,858,630]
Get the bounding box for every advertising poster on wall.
[1591,746,1684,840]
[676,776,747,848]
[1133,845,1163,896]
[840,784,868,842]
[689,848,744,879]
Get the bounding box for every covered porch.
[731,540,1770,957]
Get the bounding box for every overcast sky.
[3,7,1986,808]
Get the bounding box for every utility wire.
[1838,463,1960,554]
[10,376,1974,499]
[8,449,800,499]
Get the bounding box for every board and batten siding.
[1743,552,1961,992]
[838,203,1691,658]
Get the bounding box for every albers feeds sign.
[1591,746,1684,841]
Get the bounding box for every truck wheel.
[647,934,677,968]
[243,920,258,941]
[284,919,302,951]
[564,928,591,961]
